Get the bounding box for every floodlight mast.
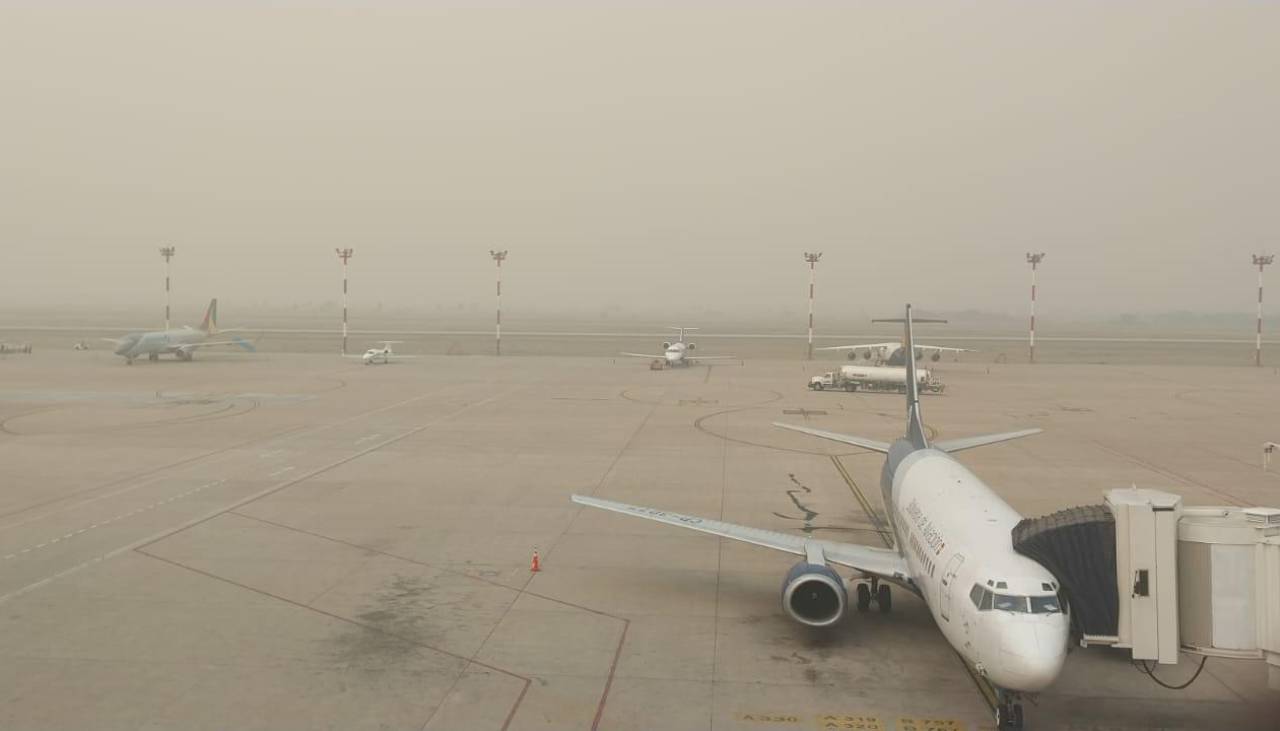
[336,248,354,355]
[490,250,508,356]
[1026,252,1046,363]
[804,252,822,360]
[159,247,175,330]
[1255,254,1274,367]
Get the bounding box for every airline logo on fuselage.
[905,498,946,555]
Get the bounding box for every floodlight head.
[1026,252,1045,264]
[1255,254,1275,267]
[804,252,823,263]
[489,249,508,262]
[335,248,354,262]
[159,246,175,259]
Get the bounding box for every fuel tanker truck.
[808,365,944,394]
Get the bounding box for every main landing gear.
[995,689,1025,730]
[854,576,892,614]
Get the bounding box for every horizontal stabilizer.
[772,422,891,454]
[933,428,1042,453]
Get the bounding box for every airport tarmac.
[0,349,1277,730]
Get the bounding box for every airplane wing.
[186,338,257,352]
[818,342,972,353]
[619,352,666,359]
[572,495,911,582]
[816,342,899,352]
[685,355,739,362]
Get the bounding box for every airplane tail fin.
[668,326,699,343]
[873,304,945,449]
[199,299,218,334]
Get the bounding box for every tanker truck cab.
[809,372,857,391]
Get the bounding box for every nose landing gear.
[995,690,1025,730]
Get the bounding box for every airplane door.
[939,554,965,622]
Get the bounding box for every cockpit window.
[992,594,1029,613]
[1030,595,1062,614]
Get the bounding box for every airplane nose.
[114,337,138,356]
[993,621,1067,692]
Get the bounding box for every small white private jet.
[350,341,415,365]
[820,341,972,365]
[620,327,738,368]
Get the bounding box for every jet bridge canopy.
[1011,504,1118,638]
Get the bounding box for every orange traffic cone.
[530,549,541,573]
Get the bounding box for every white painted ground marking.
[267,466,295,478]
[0,385,461,534]
[354,433,383,445]
[2,479,234,560]
[0,389,513,605]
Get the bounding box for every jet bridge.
[1013,488,1280,689]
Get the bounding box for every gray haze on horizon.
[2,2,1277,324]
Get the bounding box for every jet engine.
[662,342,671,350]
[781,561,847,627]
[686,342,695,350]
[931,351,941,362]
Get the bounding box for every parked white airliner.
[574,305,1063,730]
[620,327,737,368]
[819,341,971,365]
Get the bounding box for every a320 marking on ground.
[736,713,964,730]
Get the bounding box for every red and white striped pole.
[1026,252,1045,364]
[1255,254,1274,367]
[490,250,508,356]
[336,248,354,355]
[804,252,822,360]
[159,246,175,330]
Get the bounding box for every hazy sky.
[2,2,1277,321]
